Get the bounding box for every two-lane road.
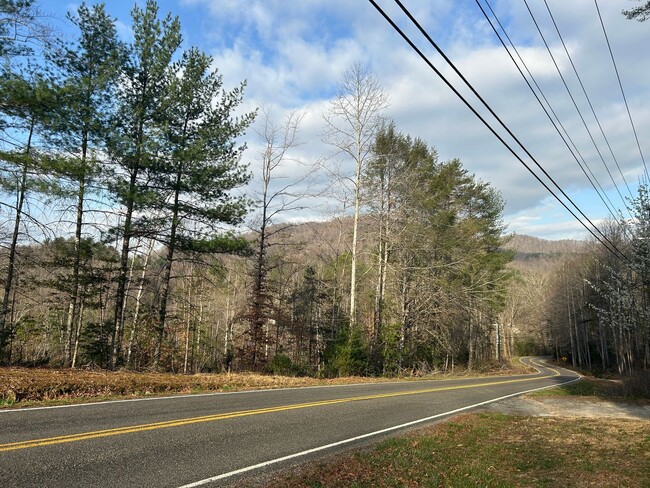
[0,358,579,487]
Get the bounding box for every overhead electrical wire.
[541,0,635,200]
[594,0,649,184]
[523,0,633,211]
[477,0,634,244]
[477,0,622,222]
[365,0,631,264]
[390,0,631,262]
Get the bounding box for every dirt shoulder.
[238,376,650,487]
[484,394,650,420]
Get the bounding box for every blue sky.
[50,0,650,240]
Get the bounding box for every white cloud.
[113,0,650,239]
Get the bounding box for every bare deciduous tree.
[243,108,310,370]
[322,62,388,329]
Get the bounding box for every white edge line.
[178,372,582,487]
[0,358,547,413]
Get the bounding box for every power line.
[523,0,632,210]
[541,0,635,200]
[594,0,649,184]
[390,0,630,262]
[365,0,630,265]
[478,0,622,222]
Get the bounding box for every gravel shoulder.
[483,394,650,420]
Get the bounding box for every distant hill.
[504,234,586,270]
[504,234,585,254]
[249,217,588,274]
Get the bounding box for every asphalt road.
[0,357,579,487]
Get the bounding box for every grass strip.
[530,374,650,401]
[264,413,649,487]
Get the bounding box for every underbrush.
[0,357,536,407]
[619,369,650,399]
[533,369,650,400]
[0,368,389,407]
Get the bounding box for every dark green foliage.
[269,353,292,375]
[44,2,123,367]
[105,0,183,368]
[289,266,327,369]
[48,2,122,150]
[328,326,368,377]
[363,124,512,373]
[175,234,252,255]
[514,336,544,356]
[78,320,112,367]
[0,67,59,360]
[0,0,45,61]
[268,353,318,376]
[149,43,254,368]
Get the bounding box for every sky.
[50,0,650,240]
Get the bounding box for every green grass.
[264,413,650,487]
[531,378,609,397]
[531,373,650,401]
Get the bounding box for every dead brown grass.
[0,368,394,406]
[0,358,536,407]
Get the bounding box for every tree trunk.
[65,131,89,367]
[127,239,153,367]
[468,312,475,371]
[111,175,137,369]
[154,167,183,369]
[0,117,35,361]
[183,272,192,374]
[349,142,362,330]
[71,297,85,369]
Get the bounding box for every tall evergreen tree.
[0,68,55,360]
[106,0,181,368]
[48,2,122,366]
[290,266,326,369]
[150,46,254,368]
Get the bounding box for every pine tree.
[105,0,182,369]
[150,46,254,368]
[47,2,122,366]
[0,68,56,361]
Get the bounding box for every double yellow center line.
[1,368,560,453]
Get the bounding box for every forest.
[0,0,648,377]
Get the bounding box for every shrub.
[270,354,293,376]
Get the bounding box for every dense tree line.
[508,187,650,375]
[0,0,252,369]
[539,187,650,374]
[0,0,513,374]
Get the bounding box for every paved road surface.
[0,357,579,487]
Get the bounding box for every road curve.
[0,357,579,487]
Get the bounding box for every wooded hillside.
[1,0,647,377]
